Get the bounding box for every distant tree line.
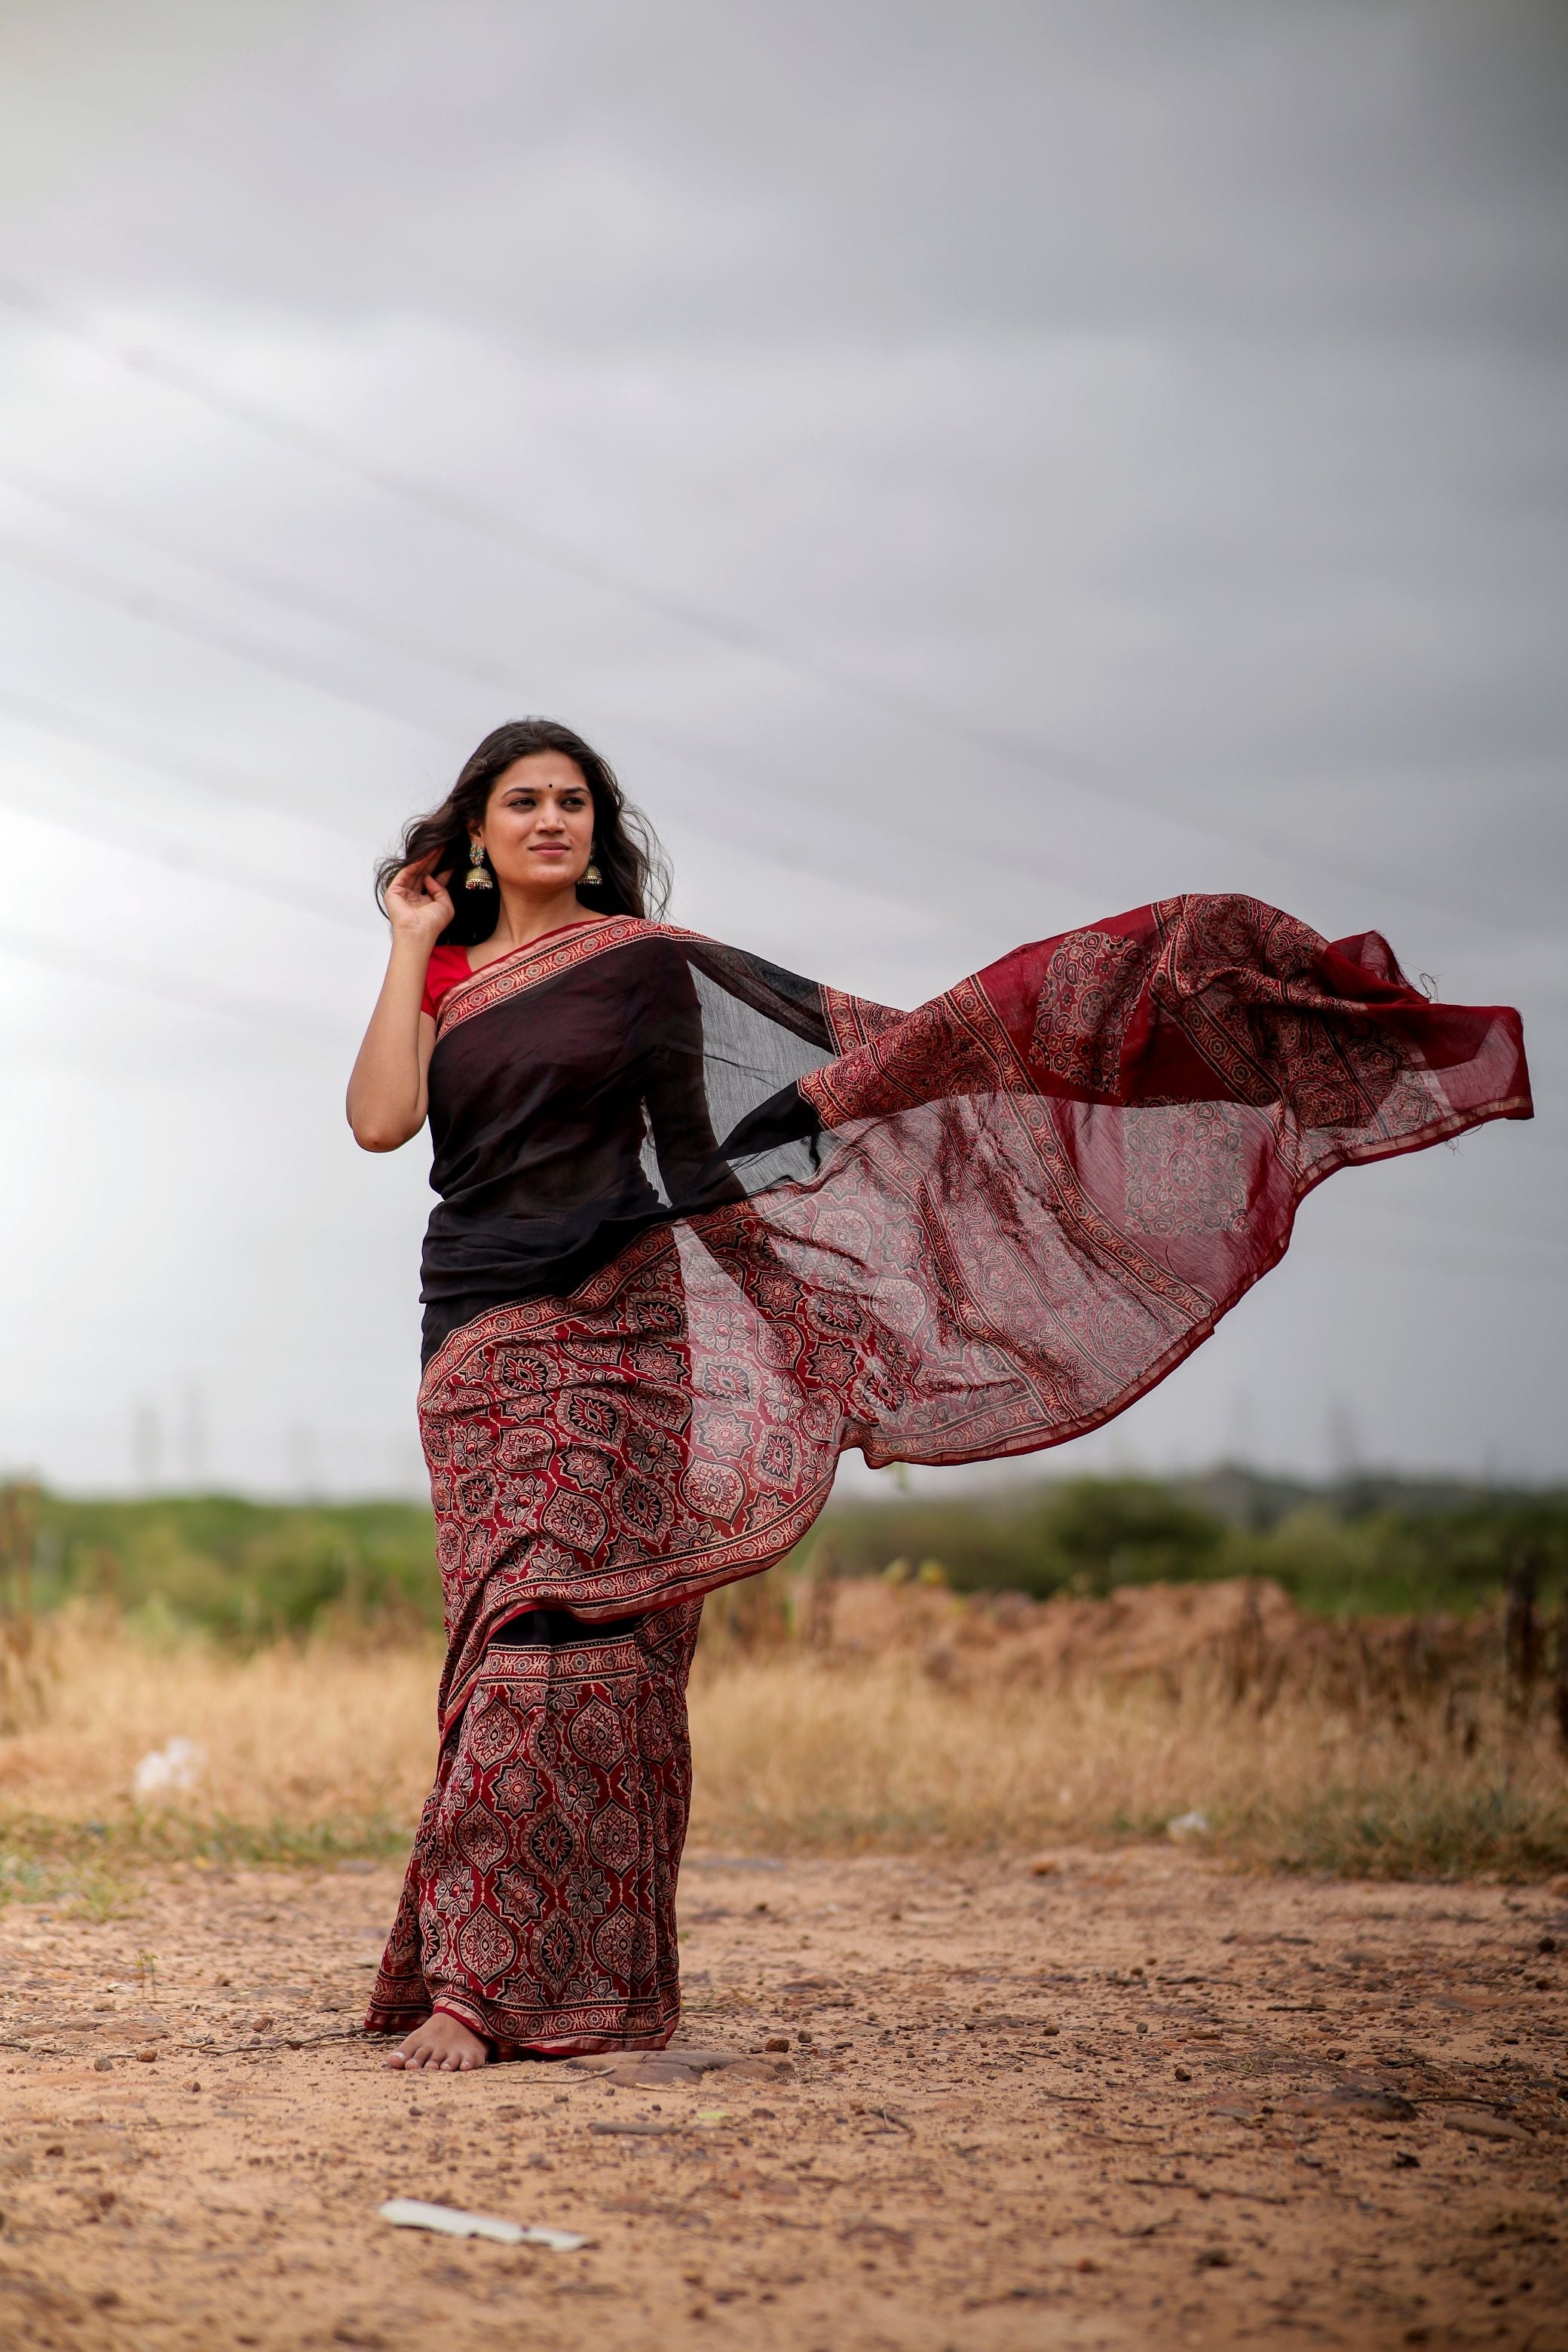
[807,1467,1568,1620]
[2,1468,1564,1644]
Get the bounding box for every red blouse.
[420,921,607,1021]
[420,945,473,1021]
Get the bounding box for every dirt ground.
[0,1850,1565,2352]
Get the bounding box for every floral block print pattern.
[380,890,1527,2057]
[365,1603,700,2057]
[415,896,1527,1732]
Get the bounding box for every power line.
[0,537,1548,1226]
[0,677,367,850]
[0,465,885,889]
[0,518,451,745]
[0,492,1548,1159]
[0,273,1548,938]
[0,771,372,936]
[0,923,345,1039]
[0,475,1099,914]
[0,464,524,711]
[4,460,1553,952]
[0,515,902,914]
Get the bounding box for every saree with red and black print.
[366,896,1529,2051]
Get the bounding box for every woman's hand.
[386,856,455,945]
[348,859,450,1150]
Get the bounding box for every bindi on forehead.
[494,758,586,797]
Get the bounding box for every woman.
[349,717,1530,2074]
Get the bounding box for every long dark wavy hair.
[375,718,670,947]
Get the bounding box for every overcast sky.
[0,0,1562,1498]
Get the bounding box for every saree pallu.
[369,892,1530,2050]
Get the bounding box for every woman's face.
[476,753,596,894]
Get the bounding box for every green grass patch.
[1224,1781,1568,1881]
[23,1489,443,1646]
[0,1806,412,1905]
[0,1841,127,1922]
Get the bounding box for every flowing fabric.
[370,893,1528,2050]
[415,896,1529,1732]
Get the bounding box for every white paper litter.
[1165,1808,1211,1842]
[133,1738,208,1799]
[378,2199,588,2250]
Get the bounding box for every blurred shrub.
[812,1476,1224,1599]
[803,1472,1568,1619]
[1038,1478,1225,1594]
[11,1471,1568,1640]
[31,1493,442,1646]
[1221,1495,1568,1619]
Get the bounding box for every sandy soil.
[1,1850,1565,2352]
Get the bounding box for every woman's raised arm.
[347,860,452,1150]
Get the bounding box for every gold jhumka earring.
[582,858,603,886]
[465,839,495,891]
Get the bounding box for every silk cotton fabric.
[415,897,1529,1736]
[365,1604,699,2055]
[370,895,1528,2053]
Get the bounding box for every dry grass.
[0,1590,1564,1913]
[689,1576,1568,1876]
[0,1612,440,1894]
[687,1651,1568,1876]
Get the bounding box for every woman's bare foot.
[387,2013,488,2072]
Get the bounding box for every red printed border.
[434,916,711,1041]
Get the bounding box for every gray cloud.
[0,0,1561,1493]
